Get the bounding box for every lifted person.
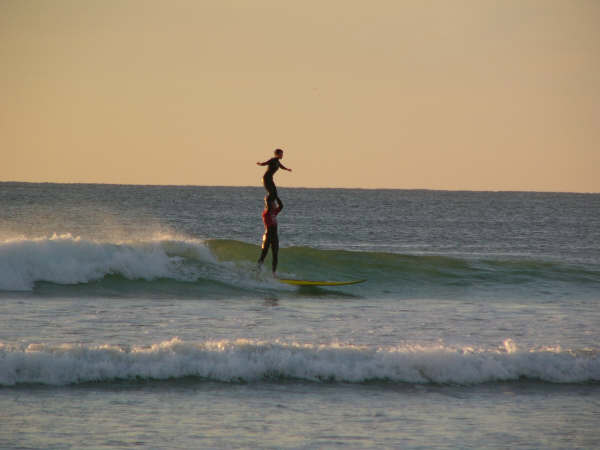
[258,196,283,276]
[256,148,291,203]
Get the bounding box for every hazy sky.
[2,0,599,191]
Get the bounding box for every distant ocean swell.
[1,338,598,386]
[1,234,599,292]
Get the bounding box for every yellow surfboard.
[278,279,366,287]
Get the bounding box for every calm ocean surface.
[1,182,599,449]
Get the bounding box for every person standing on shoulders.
[256,148,291,204]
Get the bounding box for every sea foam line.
[1,338,598,386]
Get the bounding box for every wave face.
[0,338,598,386]
[208,239,600,286]
[1,235,599,295]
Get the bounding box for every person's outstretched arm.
[279,163,292,172]
[256,160,270,166]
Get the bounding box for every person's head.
[274,148,284,159]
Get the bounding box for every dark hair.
[274,148,283,155]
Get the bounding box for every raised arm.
[256,160,269,166]
[279,163,292,172]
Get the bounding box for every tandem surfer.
[256,148,291,203]
[258,196,283,276]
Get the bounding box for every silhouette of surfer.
[256,148,291,204]
[258,196,283,276]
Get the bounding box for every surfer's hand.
[287,168,292,172]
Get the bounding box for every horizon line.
[1,180,598,195]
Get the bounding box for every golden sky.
[2,0,599,191]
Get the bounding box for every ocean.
[1,182,599,449]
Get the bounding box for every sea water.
[0,183,599,449]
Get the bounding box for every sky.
[1,0,599,192]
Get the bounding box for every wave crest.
[1,338,598,386]
[0,234,214,291]
[1,235,598,293]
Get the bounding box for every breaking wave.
[1,338,598,386]
[0,233,216,291]
[0,234,598,295]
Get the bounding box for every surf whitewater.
[1,338,598,386]
[0,234,598,295]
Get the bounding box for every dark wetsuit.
[258,204,281,272]
[262,158,280,202]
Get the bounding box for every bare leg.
[258,229,271,267]
[271,226,279,275]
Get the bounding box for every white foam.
[0,234,215,291]
[0,338,598,386]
